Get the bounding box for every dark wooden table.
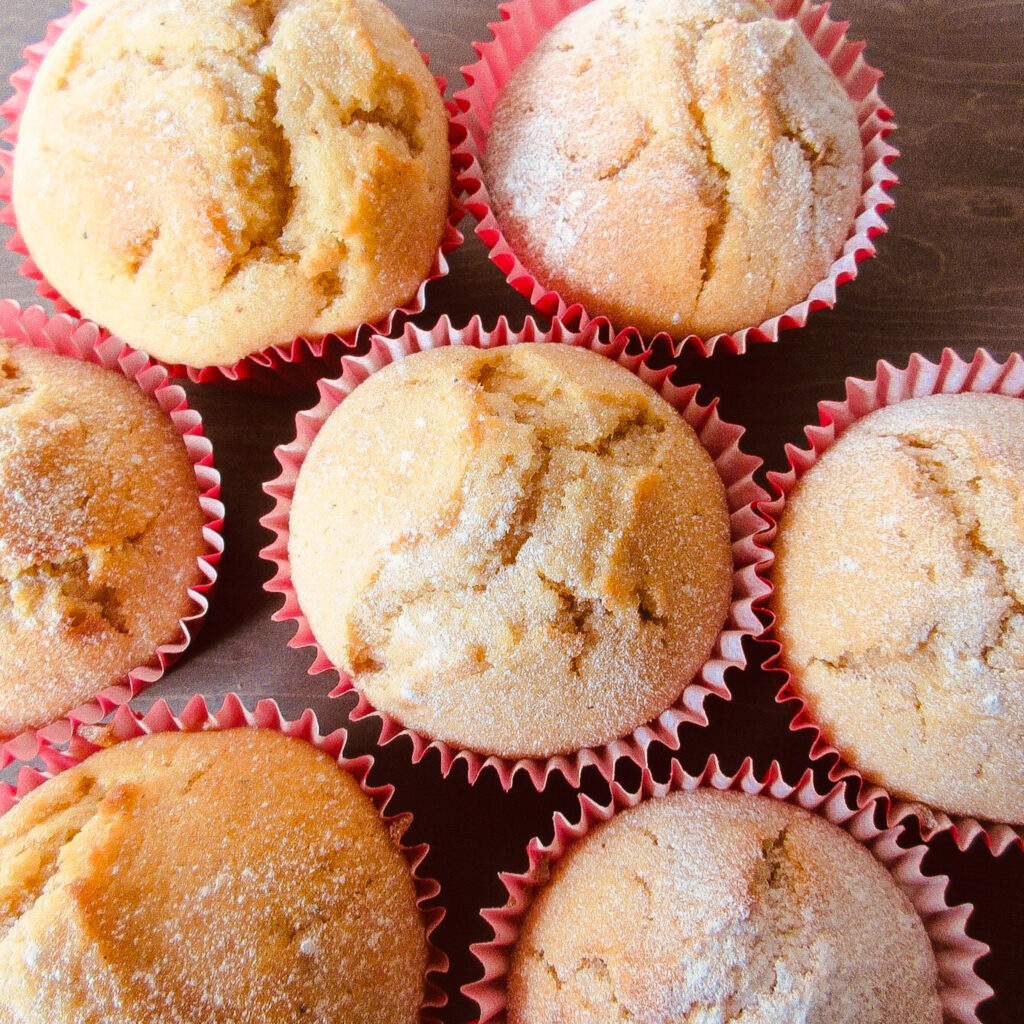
[1,1,1022,1021]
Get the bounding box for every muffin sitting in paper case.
[0,726,431,1023]
[288,342,734,760]
[773,391,1024,827]
[456,0,896,351]
[10,0,451,372]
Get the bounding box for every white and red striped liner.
[260,315,773,791]
[761,347,1024,857]
[0,300,224,769]
[0,692,448,1022]
[0,0,464,388]
[463,756,993,1024]
[452,0,898,357]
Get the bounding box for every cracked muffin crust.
[0,728,428,1024]
[773,393,1024,824]
[288,343,733,759]
[0,342,204,737]
[13,0,450,368]
[484,0,862,339]
[508,789,941,1024]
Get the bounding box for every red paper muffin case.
[452,0,899,356]
[0,692,448,1022]
[260,315,774,792]
[0,0,464,389]
[0,299,224,769]
[463,756,993,1024]
[760,347,1024,857]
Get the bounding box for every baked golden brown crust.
[508,790,942,1024]
[0,728,427,1024]
[0,342,204,736]
[485,0,861,338]
[14,0,450,368]
[289,344,732,759]
[773,393,1024,824]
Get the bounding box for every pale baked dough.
[508,789,942,1024]
[0,342,204,736]
[14,0,450,368]
[485,0,862,338]
[289,344,733,758]
[773,393,1024,823]
[0,728,427,1024]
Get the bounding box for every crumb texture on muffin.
[0,729,427,1024]
[508,790,942,1024]
[774,393,1024,824]
[0,342,204,737]
[13,0,450,367]
[289,344,732,758]
[485,0,862,338]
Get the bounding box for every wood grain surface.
[1,1,1022,1021]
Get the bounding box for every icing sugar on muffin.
[13,0,451,368]
[484,0,862,338]
[0,342,204,736]
[773,392,1024,824]
[288,343,733,759]
[0,728,428,1023]
[508,789,942,1024]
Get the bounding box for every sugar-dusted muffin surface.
[13,0,450,368]
[0,342,204,736]
[508,789,942,1024]
[774,393,1024,823]
[289,344,732,758]
[485,0,862,339]
[0,728,427,1023]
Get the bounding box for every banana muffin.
[0,728,428,1024]
[773,393,1024,824]
[13,0,450,368]
[484,0,862,339]
[0,342,204,736]
[508,789,942,1024]
[288,343,733,759]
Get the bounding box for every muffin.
[508,789,942,1023]
[483,0,862,339]
[12,0,451,369]
[288,343,733,759]
[0,341,205,736]
[0,727,427,1023]
[773,392,1024,824]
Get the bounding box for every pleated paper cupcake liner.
[0,0,464,389]
[464,755,992,1024]
[0,691,448,1021]
[261,315,773,791]
[452,0,898,356]
[0,299,224,768]
[761,347,1024,857]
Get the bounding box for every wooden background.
[1,1,1022,1020]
